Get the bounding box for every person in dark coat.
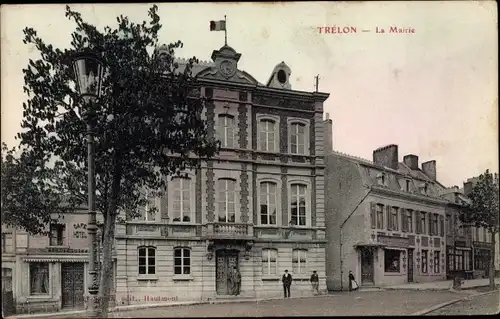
[310,270,319,295]
[282,269,292,298]
[232,267,241,295]
[348,270,358,291]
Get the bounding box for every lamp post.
[67,51,104,317]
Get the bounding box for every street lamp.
[67,50,104,317]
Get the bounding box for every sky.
[1,1,498,187]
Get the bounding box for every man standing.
[282,269,292,298]
[310,270,319,295]
[232,266,241,295]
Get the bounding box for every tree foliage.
[17,5,218,317]
[460,169,499,233]
[1,143,84,235]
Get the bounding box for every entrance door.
[61,263,85,309]
[407,248,414,283]
[360,248,374,285]
[216,250,239,295]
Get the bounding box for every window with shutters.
[370,203,376,229]
[376,204,384,229]
[49,224,66,246]
[390,207,399,231]
[407,209,413,233]
[420,212,427,235]
[439,215,444,237]
[433,214,439,236]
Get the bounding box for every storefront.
[473,243,492,278]
[446,241,473,280]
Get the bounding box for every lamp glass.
[71,54,104,99]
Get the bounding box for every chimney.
[463,181,473,196]
[403,154,419,170]
[323,116,333,155]
[372,144,399,170]
[422,160,436,181]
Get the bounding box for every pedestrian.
[232,266,241,295]
[310,270,319,295]
[348,270,358,292]
[282,269,292,298]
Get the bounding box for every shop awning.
[353,242,387,249]
[22,255,88,263]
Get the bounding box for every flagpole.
[224,15,227,46]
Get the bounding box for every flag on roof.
[210,20,226,31]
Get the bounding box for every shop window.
[174,247,191,275]
[421,250,428,273]
[138,246,156,275]
[30,263,49,295]
[384,249,401,273]
[434,251,440,273]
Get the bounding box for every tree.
[1,143,84,235]
[17,5,218,317]
[460,169,499,288]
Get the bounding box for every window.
[260,182,277,225]
[390,207,399,231]
[370,203,376,229]
[475,228,480,241]
[259,120,276,152]
[217,115,235,148]
[30,263,49,295]
[138,247,156,275]
[420,212,427,235]
[377,173,387,186]
[446,215,452,234]
[447,247,454,271]
[174,248,191,275]
[290,123,306,154]
[407,210,413,233]
[292,249,307,274]
[218,179,236,223]
[171,177,192,222]
[376,204,384,229]
[384,249,401,273]
[434,251,440,273]
[49,224,66,246]
[2,233,13,253]
[137,190,156,221]
[405,180,410,192]
[482,228,487,242]
[261,249,277,275]
[421,250,428,273]
[433,214,438,236]
[439,215,444,237]
[290,184,307,226]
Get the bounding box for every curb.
[5,293,330,319]
[410,289,499,316]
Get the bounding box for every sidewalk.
[385,277,500,291]
[5,293,328,319]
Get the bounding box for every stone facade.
[113,45,331,305]
[325,146,450,291]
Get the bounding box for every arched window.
[290,184,307,226]
[290,122,306,154]
[260,182,277,225]
[171,177,192,223]
[217,178,236,223]
[217,114,235,148]
[292,249,307,274]
[138,246,156,275]
[174,247,191,275]
[259,119,276,152]
[262,248,278,275]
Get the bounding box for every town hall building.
[113,44,331,304]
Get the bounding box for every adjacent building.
[1,210,111,315]
[325,145,449,291]
[440,186,474,279]
[113,44,331,305]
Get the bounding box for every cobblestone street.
[106,290,470,317]
[425,291,499,316]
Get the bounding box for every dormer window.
[418,182,429,195]
[377,172,387,186]
[405,180,411,192]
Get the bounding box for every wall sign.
[73,223,88,239]
[378,235,409,248]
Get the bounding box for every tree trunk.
[97,157,121,318]
[489,231,496,288]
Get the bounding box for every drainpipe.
[339,187,372,291]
